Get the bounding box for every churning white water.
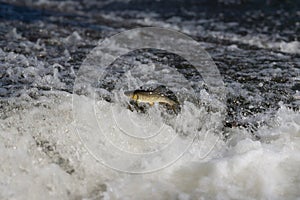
[0,91,299,199]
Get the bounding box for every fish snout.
[124,91,134,98]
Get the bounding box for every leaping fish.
[124,86,180,113]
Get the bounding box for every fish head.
[124,90,133,97]
[124,91,138,100]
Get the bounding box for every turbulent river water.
[0,0,299,199]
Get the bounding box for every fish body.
[124,88,179,107]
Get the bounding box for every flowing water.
[0,0,299,199]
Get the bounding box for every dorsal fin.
[153,85,168,93]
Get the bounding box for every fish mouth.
[124,91,134,97]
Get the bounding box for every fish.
[124,86,180,113]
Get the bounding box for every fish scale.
[124,89,179,107]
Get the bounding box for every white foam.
[104,106,300,199]
[1,92,299,199]
[64,31,82,44]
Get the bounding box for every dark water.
[1,0,299,130]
